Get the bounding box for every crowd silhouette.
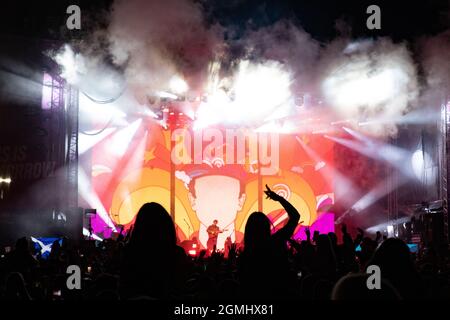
[1,185,449,300]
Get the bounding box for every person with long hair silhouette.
[239,184,301,299]
[119,202,189,299]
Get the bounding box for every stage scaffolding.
[45,73,79,211]
[43,72,68,210]
[439,98,450,243]
[65,84,79,211]
[387,163,399,237]
[44,73,79,233]
[387,98,448,243]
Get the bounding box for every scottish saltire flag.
[31,237,63,259]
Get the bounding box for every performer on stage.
[206,220,225,252]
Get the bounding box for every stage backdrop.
[86,120,335,249]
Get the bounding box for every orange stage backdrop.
[88,120,335,248]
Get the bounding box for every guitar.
[207,228,228,238]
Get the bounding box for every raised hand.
[305,227,311,237]
[229,243,237,259]
[266,184,301,243]
[375,231,382,242]
[264,184,284,202]
[313,230,320,243]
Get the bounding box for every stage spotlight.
[82,228,103,241]
[356,110,440,127]
[411,149,436,185]
[351,176,405,213]
[0,177,11,184]
[79,128,117,154]
[387,225,394,237]
[107,119,142,156]
[78,169,117,231]
[169,76,188,94]
[314,161,326,171]
[194,60,293,129]
[193,90,228,130]
[330,119,353,126]
[182,108,195,120]
[366,217,410,234]
[233,60,292,121]
[296,136,360,207]
[325,134,414,178]
[141,108,159,118]
[157,91,178,100]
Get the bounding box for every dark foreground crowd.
[1,187,450,301]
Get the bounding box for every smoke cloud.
[107,0,222,103]
[419,30,450,97]
[319,38,419,137]
[52,0,450,139]
[234,21,321,93]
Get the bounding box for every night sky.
[0,0,448,42]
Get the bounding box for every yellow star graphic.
[144,147,156,163]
